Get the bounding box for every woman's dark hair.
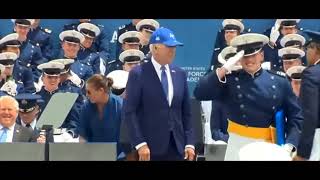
[86,74,113,92]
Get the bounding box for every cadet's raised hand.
[222,50,244,73]
[270,21,281,45]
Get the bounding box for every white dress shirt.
[21,118,37,130]
[135,57,194,151]
[151,56,174,106]
[0,123,16,142]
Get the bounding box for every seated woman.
[79,74,123,159]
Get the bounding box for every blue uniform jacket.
[194,68,303,147]
[297,62,320,158]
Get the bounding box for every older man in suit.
[124,27,195,161]
[0,95,34,142]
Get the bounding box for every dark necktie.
[160,66,168,102]
[26,124,32,130]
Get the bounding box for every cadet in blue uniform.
[285,65,306,98]
[295,30,320,161]
[263,19,301,72]
[77,22,104,74]
[115,19,142,60]
[37,61,80,137]
[63,19,111,63]
[58,30,93,82]
[210,46,241,143]
[11,19,47,82]
[208,19,244,72]
[194,33,303,160]
[50,59,86,108]
[280,33,307,66]
[79,74,123,156]
[206,20,244,143]
[0,51,35,95]
[106,31,142,74]
[0,35,36,93]
[15,93,43,131]
[27,19,55,60]
[278,47,304,73]
[135,19,160,56]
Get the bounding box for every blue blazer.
[124,60,195,155]
[298,63,320,159]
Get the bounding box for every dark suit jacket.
[298,63,320,159]
[124,59,195,156]
[12,123,34,142]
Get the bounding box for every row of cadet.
[0,19,159,97]
[0,20,169,160]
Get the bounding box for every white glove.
[261,62,271,70]
[218,53,227,65]
[282,144,295,157]
[230,65,242,72]
[69,72,84,88]
[0,80,17,96]
[222,50,244,73]
[270,22,281,45]
[34,80,43,92]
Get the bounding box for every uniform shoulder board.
[108,60,116,64]
[44,28,52,34]
[267,70,286,78]
[214,48,220,51]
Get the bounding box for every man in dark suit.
[124,27,195,161]
[295,30,320,161]
[0,95,34,142]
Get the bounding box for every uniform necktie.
[26,124,32,130]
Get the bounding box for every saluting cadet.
[194,33,303,160]
[263,19,301,72]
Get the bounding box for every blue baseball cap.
[149,27,183,47]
